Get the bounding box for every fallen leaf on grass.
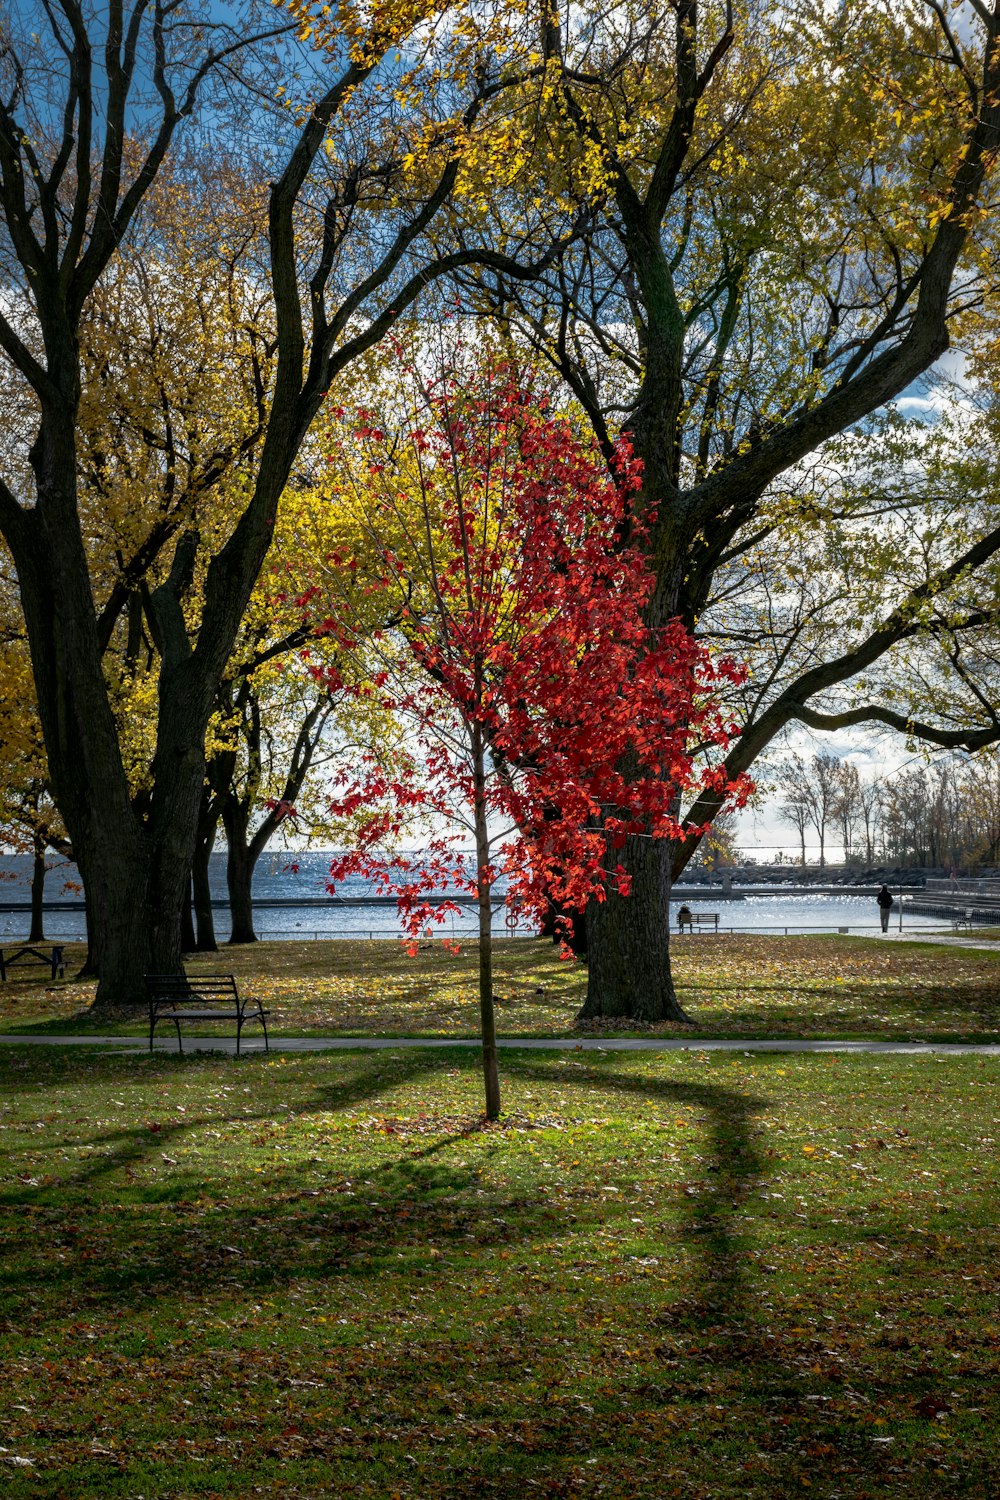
[915,1395,951,1420]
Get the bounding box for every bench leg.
[174,1018,183,1054]
[260,1012,269,1053]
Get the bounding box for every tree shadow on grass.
[507,1058,769,1342]
[5,1047,989,1495]
[0,1048,773,1342]
[0,1046,447,1193]
[0,1048,551,1317]
[0,1048,794,1360]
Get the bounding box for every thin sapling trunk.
[472,723,501,1120]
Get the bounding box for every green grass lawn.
[0,1044,996,1497]
[2,934,999,1042]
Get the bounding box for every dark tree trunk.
[223,801,259,945]
[572,506,691,1021]
[28,837,46,943]
[578,831,690,1024]
[192,817,218,952]
[180,876,196,953]
[77,891,98,979]
[13,409,161,1005]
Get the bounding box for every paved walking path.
[872,930,1000,951]
[1,928,997,1060]
[0,1033,997,1055]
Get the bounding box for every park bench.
[144,974,270,1056]
[0,945,65,982]
[952,909,975,932]
[677,911,720,933]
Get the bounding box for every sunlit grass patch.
[2,934,999,1043]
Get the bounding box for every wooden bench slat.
[151,1014,272,1025]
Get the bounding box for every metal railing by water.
[924,877,1000,896]
[246,922,961,941]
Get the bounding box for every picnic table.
[0,945,66,982]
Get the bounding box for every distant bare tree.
[882,770,933,865]
[775,751,841,867]
[835,761,862,865]
[960,755,1000,864]
[775,755,813,867]
[857,776,883,866]
[772,749,1000,870]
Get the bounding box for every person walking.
[876,884,894,933]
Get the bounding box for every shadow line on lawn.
[0,1049,771,1371]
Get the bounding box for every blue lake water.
[0,852,949,941]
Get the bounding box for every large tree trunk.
[575,510,692,1022]
[16,512,213,1004]
[578,831,691,1024]
[8,410,208,1002]
[145,623,224,978]
[223,800,258,945]
[13,410,159,1004]
[28,837,46,943]
[77,890,98,979]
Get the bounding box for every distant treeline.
[771,751,1000,870]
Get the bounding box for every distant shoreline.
[0,884,926,913]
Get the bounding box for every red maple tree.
[321,352,750,1118]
